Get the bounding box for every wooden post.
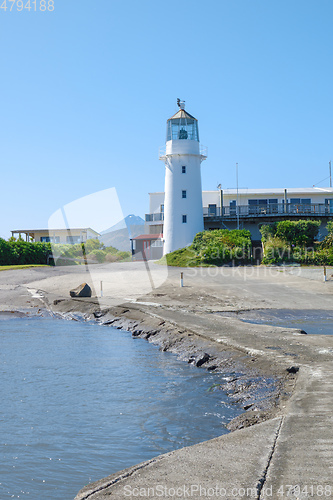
[100,281,103,297]
[324,266,327,282]
[180,272,184,287]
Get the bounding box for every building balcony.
[203,203,333,219]
[159,145,208,160]
[145,213,164,222]
[145,203,333,224]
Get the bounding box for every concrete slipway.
[0,263,332,499]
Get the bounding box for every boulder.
[70,283,92,298]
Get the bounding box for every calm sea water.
[0,318,243,500]
[232,309,333,335]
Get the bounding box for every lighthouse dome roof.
[168,109,197,121]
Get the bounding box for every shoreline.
[1,301,290,431]
[1,263,333,498]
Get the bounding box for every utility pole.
[217,183,223,220]
[236,162,240,230]
[329,160,332,188]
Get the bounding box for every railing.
[158,145,208,159]
[200,145,208,157]
[203,203,333,218]
[146,203,333,223]
[159,147,166,159]
[145,213,164,222]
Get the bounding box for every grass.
[0,264,50,272]
[157,247,212,267]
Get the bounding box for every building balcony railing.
[158,145,208,159]
[203,203,333,218]
[145,203,333,223]
[145,213,164,222]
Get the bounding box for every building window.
[182,215,187,223]
[66,236,81,244]
[248,199,268,214]
[151,240,163,247]
[290,198,311,204]
[182,190,187,199]
[289,198,311,213]
[208,204,217,216]
[325,199,333,214]
[160,204,164,213]
[229,200,236,215]
[41,236,60,243]
[182,165,186,174]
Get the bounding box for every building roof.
[132,234,163,240]
[150,187,333,197]
[168,109,197,121]
[219,187,333,195]
[11,228,100,235]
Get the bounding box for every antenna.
[330,160,332,188]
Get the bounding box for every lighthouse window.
[182,215,187,223]
[182,190,187,199]
[166,118,199,142]
[182,166,186,174]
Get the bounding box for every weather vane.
[177,98,185,109]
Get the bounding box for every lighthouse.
[160,100,206,255]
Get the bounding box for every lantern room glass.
[166,118,199,142]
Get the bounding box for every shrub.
[0,239,52,266]
[84,238,104,253]
[161,229,252,267]
[104,245,119,255]
[261,237,290,265]
[260,223,278,243]
[321,221,333,249]
[192,229,252,265]
[261,220,320,248]
[326,221,333,235]
[87,250,106,263]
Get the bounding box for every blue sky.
[1,0,333,238]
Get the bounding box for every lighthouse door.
[143,241,150,260]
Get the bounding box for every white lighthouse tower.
[160,100,206,255]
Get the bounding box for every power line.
[313,175,330,187]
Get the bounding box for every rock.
[207,365,218,371]
[286,366,299,374]
[94,310,106,318]
[53,299,65,305]
[69,283,92,298]
[196,353,211,367]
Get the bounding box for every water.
[0,318,243,500]
[221,309,333,335]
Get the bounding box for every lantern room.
[166,107,199,142]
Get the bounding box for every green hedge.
[0,238,130,266]
[192,229,252,265]
[163,229,252,267]
[0,239,52,266]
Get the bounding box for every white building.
[146,187,333,242]
[160,101,206,254]
[11,228,100,244]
